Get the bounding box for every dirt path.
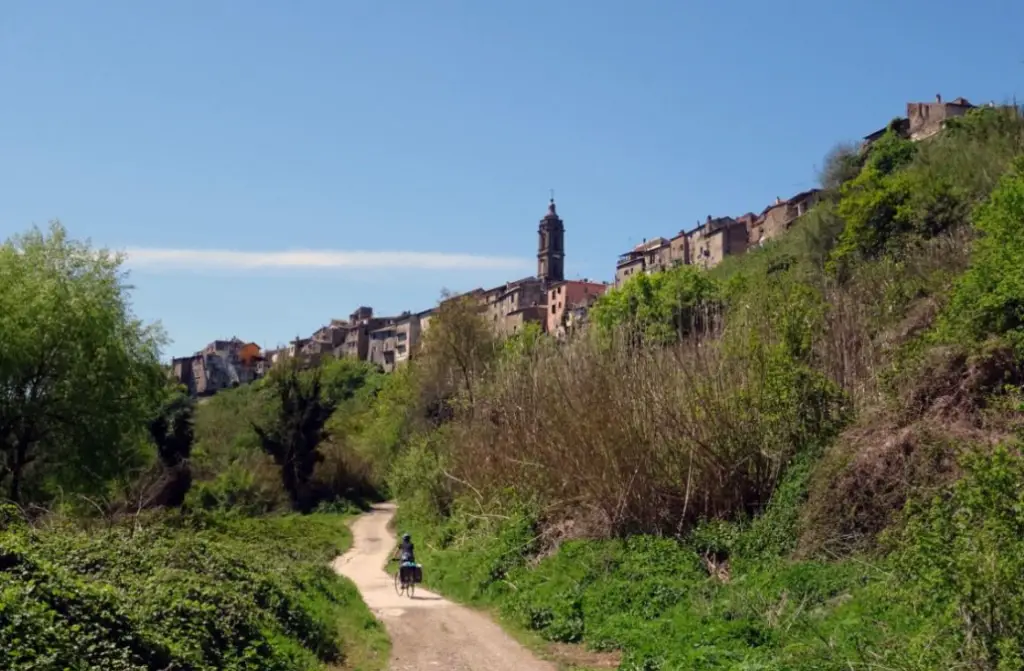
[332,503,556,671]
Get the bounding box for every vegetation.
[253,363,337,513]
[366,104,1024,670]
[6,102,1024,669]
[0,223,389,670]
[0,223,166,507]
[0,510,388,670]
[145,388,196,508]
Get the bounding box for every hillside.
[3,102,1024,670]
[344,104,1024,669]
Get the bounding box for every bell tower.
[537,197,565,283]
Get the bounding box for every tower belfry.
[537,195,565,283]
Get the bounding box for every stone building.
[329,306,387,361]
[907,95,974,140]
[537,198,565,283]
[482,276,548,337]
[172,337,263,397]
[473,197,573,334]
[747,189,821,247]
[395,309,433,366]
[614,237,671,287]
[368,321,399,372]
[687,216,748,269]
[863,94,975,147]
[546,279,609,337]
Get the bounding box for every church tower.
[537,198,565,283]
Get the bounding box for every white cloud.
[122,247,531,272]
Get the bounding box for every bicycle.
[391,558,418,598]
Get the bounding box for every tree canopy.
[0,222,166,504]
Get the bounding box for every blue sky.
[2,0,1021,357]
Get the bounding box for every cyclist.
[392,532,417,586]
[393,532,416,565]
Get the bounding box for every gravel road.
[332,503,556,671]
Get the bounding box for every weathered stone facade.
[547,279,609,337]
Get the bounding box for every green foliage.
[190,356,388,514]
[186,462,283,515]
[0,512,389,671]
[400,499,944,671]
[193,381,274,471]
[253,364,336,513]
[500,321,545,361]
[376,100,1024,671]
[590,264,719,342]
[0,222,167,504]
[387,429,452,522]
[317,356,382,407]
[938,156,1024,351]
[831,145,916,270]
[148,388,196,470]
[818,142,865,192]
[831,106,1024,277]
[347,367,422,489]
[895,442,1024,670]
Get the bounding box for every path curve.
[332,503,555,671]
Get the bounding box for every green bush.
[938,156,1024,351]
[590,264,720,343]
[401,497,950,671]
[0,513,388,671]
[895,442,1024,670]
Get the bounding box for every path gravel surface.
[332,502,557,671]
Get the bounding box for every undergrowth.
[396,439,1024,670]
[0,509,389,671]
[381,103,1024,670]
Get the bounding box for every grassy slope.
[0,510,389,671]
[387,109,1024,670]
[395,475,929,671]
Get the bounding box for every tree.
[252,362,335,512]
[939,156,1024,347]
[146,387,195,507]
[0,222,166,504]
[417,292,498,413]
[818,142,864,192]
[590,265,720,345]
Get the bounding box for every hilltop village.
[172,93,982,397]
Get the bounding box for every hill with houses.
[173,93,986,397]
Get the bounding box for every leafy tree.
[252,362,335,512]
[418,291,498,412]
[501,321,544,361]
[0,222,166,504]
[318,356,381,406]
[818,142,864,192]
[590,265,720,344]
[828,130,921,274]
[938,156,1024,349]
[146,386,196,507]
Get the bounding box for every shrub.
[590,264,720,344]
[895,442,1024,669]
[938,156,1024,351]
[0,512,388,671]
